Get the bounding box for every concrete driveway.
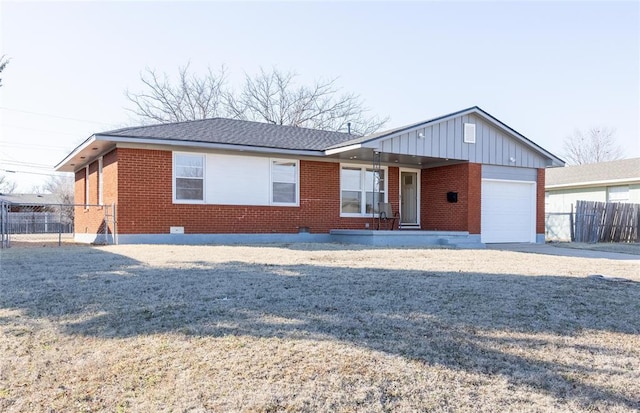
[486,243,640,262]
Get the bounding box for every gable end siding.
[376,114,548,168]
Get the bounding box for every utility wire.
[0,168,68,177]
[0,160,54,169]
[2,124,84,137]
[0,140,70,151]
[0,106,113,126]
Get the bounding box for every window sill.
[173,200,206,205]
[341,213,381,218]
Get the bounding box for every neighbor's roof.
[0,193,60,204]
[100,118,355,152]
[546,157,640,188]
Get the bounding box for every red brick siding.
[73,150,119,236]
[536,168,545,234]
[75,149,497,236]
[74,169,85,206]
[467,163,482,234]
[421,163,480,233]
[387,167,400,216]
[112,148,382,234]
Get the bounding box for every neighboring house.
[0,193,59,212]
[546,158,640,211]
[545,158,640,241]
[0,193,72,234]
[55,106,564,246]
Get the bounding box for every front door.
[400,171,418,225]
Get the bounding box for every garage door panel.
[481,180,536,243]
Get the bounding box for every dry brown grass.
[1,243,639,412]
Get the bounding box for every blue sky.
[1,1,638,191]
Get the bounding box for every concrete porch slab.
[329,229,484,248]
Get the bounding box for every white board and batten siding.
[374,114,548,169]
[481,165,537,243]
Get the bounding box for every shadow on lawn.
[1,246,639,410]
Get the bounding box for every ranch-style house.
[55,106,564,246]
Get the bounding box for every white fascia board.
[54,135,98,171]
[324,143,362,156]
[98,135,325,157]
[546,178,640,190]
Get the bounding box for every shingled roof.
[546,157,640,187]
[0,193,60,204]
[99,118,356,151]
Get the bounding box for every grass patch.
[0,244,638,412]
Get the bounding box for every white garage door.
[481,179,536,243]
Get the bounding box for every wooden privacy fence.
[575,200,639,243]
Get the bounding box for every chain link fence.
[0,200,9,248]
[0,203,116,248]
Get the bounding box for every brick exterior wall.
[420,162,481,234]
[74,148,396,235]
[536,168,545,234]
[74,150,118,236]
[72,148,543,238]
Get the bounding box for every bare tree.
[562,127,623,165]
[0,55,9,87]
[36,175,74,204]
[227,68,388,135]
[0,174,17,194]
[126,65,388,135]
[125,63,228,123]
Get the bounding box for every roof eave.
[546,177,640,190]
[56,134,328,172]
[324,143,363,156]
[54,135,98,172]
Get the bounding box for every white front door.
[400,171,419,225]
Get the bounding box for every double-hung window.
[174,153,205,202]
[341,165,386,216]
[271,160,298,205]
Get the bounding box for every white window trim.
[98,157,104,205]
[173,152,206,204]
[340,163,388,217]
[607,185,629,203]
[464,123,476,144]
[269,158,300,207]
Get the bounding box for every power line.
[0,160,54,170]
[2,124,85,137]
[0,106,114,126]
[0,168,68,177]
[0,140,71,151]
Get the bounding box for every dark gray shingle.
[99,118,356,151]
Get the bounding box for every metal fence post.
[58,206,63,246]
